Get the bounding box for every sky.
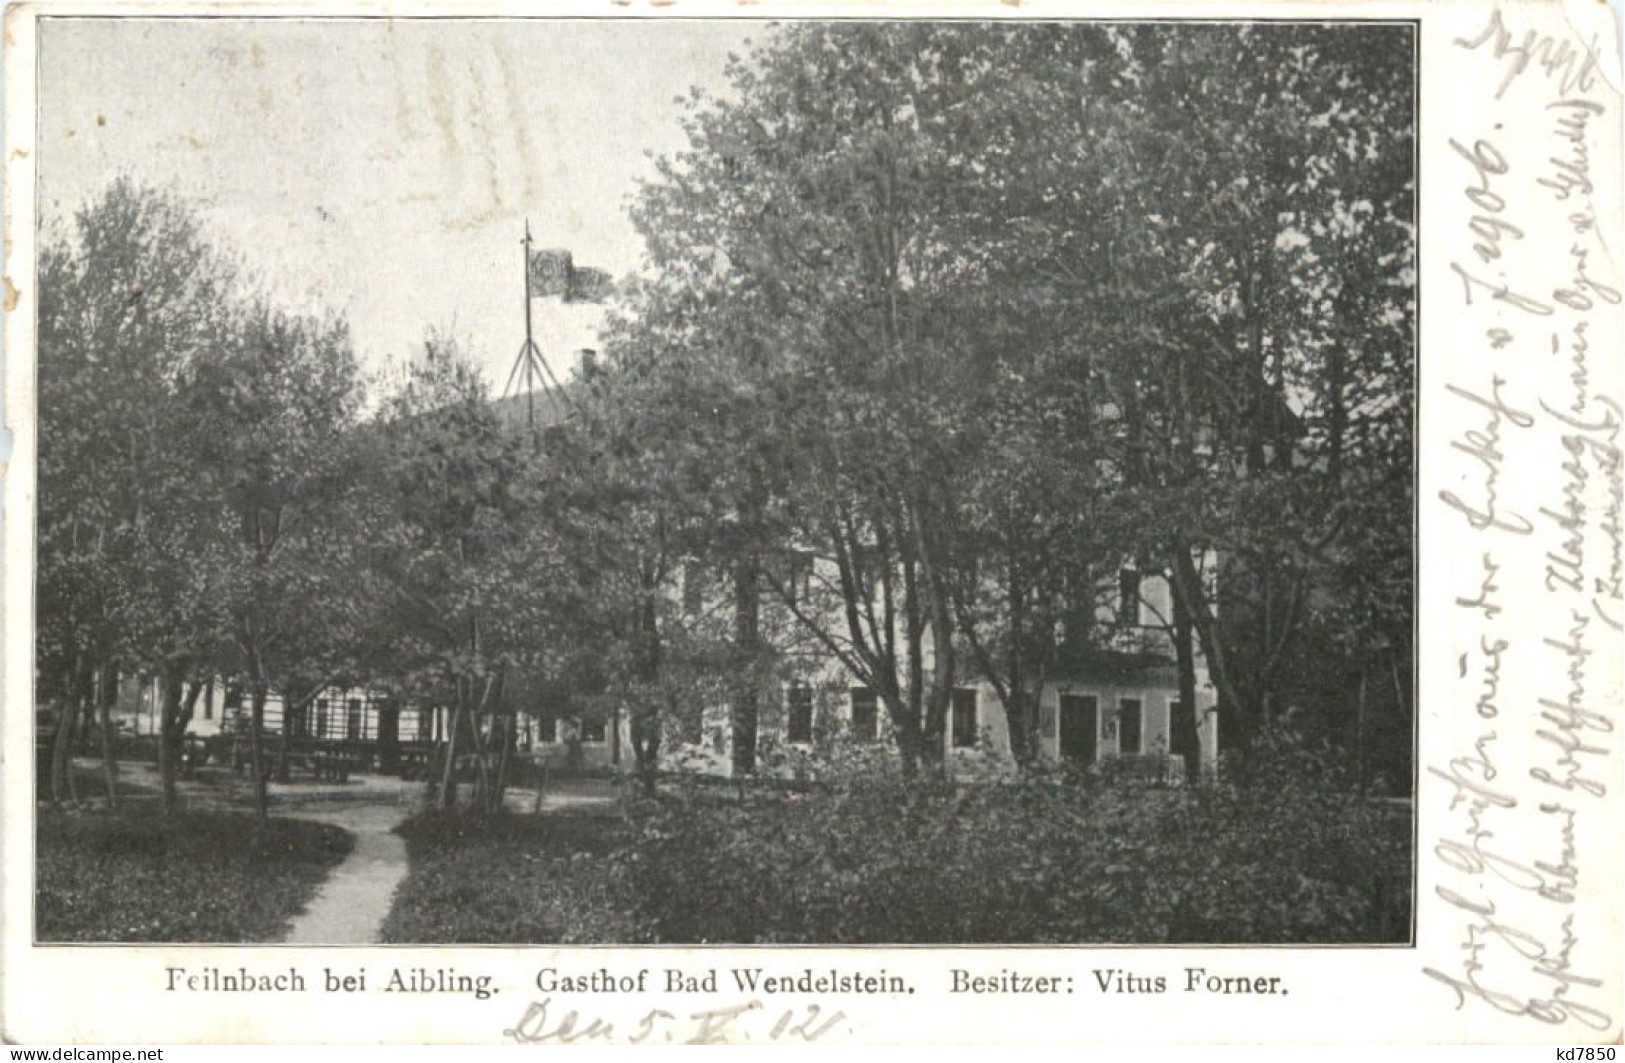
[37,17,762,392]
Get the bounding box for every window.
[775,551,815,609]
[1119,568,1142,626]
[535,714,557,743]
[203,678,215,720]
[786,684,814,743]
[1059,695,1097,762]
[580,717,607,743]
[952,688,978,748]
[315,698,329,739]
[346,698,363,740]
[851,546,882,593]
[850,688,878,742]
[417,707,433,741]
[1120,698,1143,754]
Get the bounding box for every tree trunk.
[1004,572,1035,771]
[48,658,86,804]
[249,682,269,820]
[467,685,501,814]
[491,714,513,814]
[730,550,762,776]
[920,584,956,775]
[880,682,921,777]
[96,663,120,809]
[158,662,186,815]
[274,729,292,784]
[49,699,73,806]
[1356,667,1368,793]
[632,577,664,796]
[472,722,493,812]
[1003,690,1033,769]
[1170,564,1201,784]
[630,694,663,797]
[439,704,465,811]
[1170,547,1254,769]
[66,686,88,802]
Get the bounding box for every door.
[1120,698,1143,755]
[376,698,400,773]
[1059,694,1098,764]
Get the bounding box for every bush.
[610,730,1409,944]
[372,729,1409,945]
[379,809,641,944]
[36,808,354,942]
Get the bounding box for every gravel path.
[281,799,414,945]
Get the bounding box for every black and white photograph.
[22,15,1420,950]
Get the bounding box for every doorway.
[1059,694,1098,764]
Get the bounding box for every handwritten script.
[1429,3,1621,1037]
[503,996,849,1045]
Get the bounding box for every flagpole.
[503,222,580,430]
[522,221,536,428]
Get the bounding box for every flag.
[565,266,614,304]
[527,248,573,298]
[528,248,614,303]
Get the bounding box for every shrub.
[36,808,354,942]
[610,729,1409,944]
[374,728,1409,945]
[379,809,642,944]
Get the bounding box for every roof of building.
[488,385,575,431]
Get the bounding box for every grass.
[377,735,1412,946]
[35,806,355,943]
[379,809,638,944]
[35,760,163,803]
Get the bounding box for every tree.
[621,21,1415,782]
[36,179,237,808]
[926,23,1415,770]
[368,334,574,811]
[188,299,363,818]
[625,24,1056,774]
[1090,25,1415,763]
[539,353,710,794]
[593,269,807,777]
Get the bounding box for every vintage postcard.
[1,0,1620,1045]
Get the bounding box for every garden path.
[281,798,414,945]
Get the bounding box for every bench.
[234,745,360,784]
[180,738,209,777]
[310,754,360,783]
[396,748,433,781]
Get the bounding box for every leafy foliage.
[35,808,353,942]
[379,809,637,944]
[376,731,1406,945]
[603,21,1416,779]
[611,730,1408,944]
